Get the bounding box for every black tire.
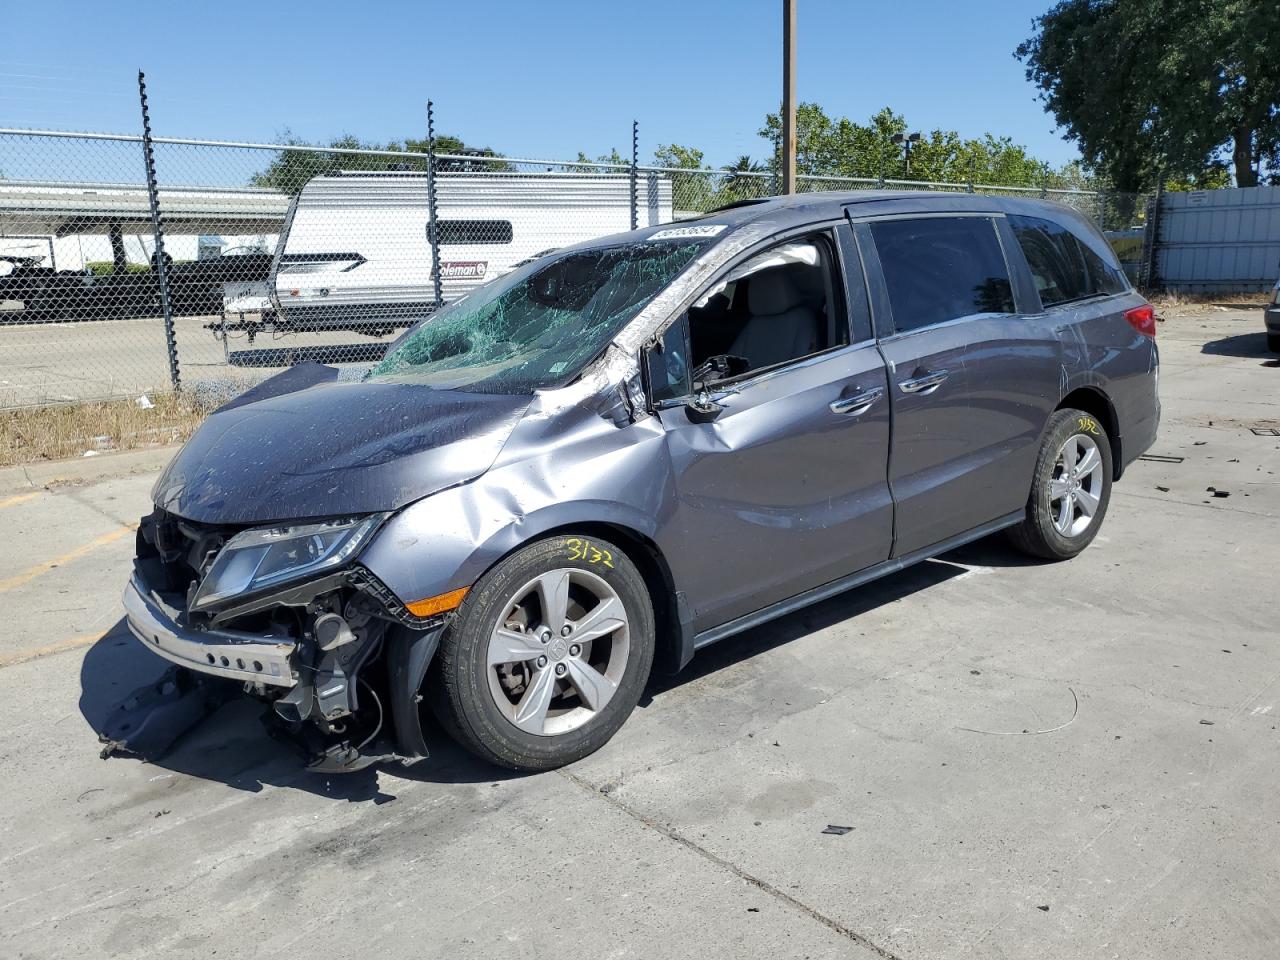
[1007,407,1114,561]
[1268,332,1280,353]
[429,534,655,771]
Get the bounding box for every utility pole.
[781,0,797,194]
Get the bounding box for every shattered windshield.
[368,239,710,393]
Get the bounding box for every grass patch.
[1149,292,1271,308]
[0,391,210,467]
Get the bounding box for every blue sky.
[4,0,1078,169]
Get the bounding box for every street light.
[891,132,922,178]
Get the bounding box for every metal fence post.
[426,100,444,310]
[1139,178,1166,291]
[137,71,180,391]
[629,120,639,231]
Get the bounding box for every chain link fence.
[0,127,1142,410]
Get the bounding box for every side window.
[1077,236,1129,297]
[1008,214,1128,308]
[869,217,1014,333]
[684,232,849,381]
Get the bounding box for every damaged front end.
[112,508,448,772]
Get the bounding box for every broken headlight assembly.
[189,514,387,612]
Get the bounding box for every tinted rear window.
[1008,214,1127,308]
[870,217,1015,333]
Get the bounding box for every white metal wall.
[1157,186,1280,293]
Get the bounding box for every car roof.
[692,189,1092,229]
[561,189,1101,259]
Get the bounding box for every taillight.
[1124,303,1157,337]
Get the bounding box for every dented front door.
[656,343,893,633]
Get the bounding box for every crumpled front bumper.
[122,574,298,688]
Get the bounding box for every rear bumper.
[1264,305,1280,333]
[122,575,298,688]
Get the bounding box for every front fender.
[359,415,674,610]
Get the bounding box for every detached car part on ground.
[115,191,1160,772]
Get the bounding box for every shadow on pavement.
[1201,331,1273,358]
[79,535,1024,801]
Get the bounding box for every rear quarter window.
[1008,214,1128,308]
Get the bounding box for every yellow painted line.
[0,524,137,594]
[0,491,42,511]
[0,631,105,668]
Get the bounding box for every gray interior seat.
[730,268,822,370]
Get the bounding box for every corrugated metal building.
[1156,186,1280,293]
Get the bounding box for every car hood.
[152,364,532,525]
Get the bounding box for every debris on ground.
[1199,720,1215,725]
[957,687,1079,736]
[1156,485,1170,492]
[1037,904,1051,912]
[822,824,854,835]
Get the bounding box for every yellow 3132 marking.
[565,538,614,568]
[1077,416,1100,436]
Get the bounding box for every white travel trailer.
[271,170,674,332]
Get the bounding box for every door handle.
[898,369,949,395]
[829,388,882,416]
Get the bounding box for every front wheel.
[430,534,654,771]
[1008,408,1113,561]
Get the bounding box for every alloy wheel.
[484,568,630,737]
[1049,433,1104,537]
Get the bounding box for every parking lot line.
[0,523,136,594]
[0,491,42,511]
[0,631,104,669]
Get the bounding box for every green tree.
[1166,164,1233,192]
[571,148,629,172]
[1017,0,1280,189]
[251,130,508,193]
[758,104,1048,186]
[652,143,715,212]
[717,154,770,203]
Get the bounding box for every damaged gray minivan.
[121,191,1159,772]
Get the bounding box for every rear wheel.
[1008,408,1113,560]
[1268,332,1280,353]
[430,534,654,771]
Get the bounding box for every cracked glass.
[369,239,710,393]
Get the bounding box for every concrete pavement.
[0,303,1277,959]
